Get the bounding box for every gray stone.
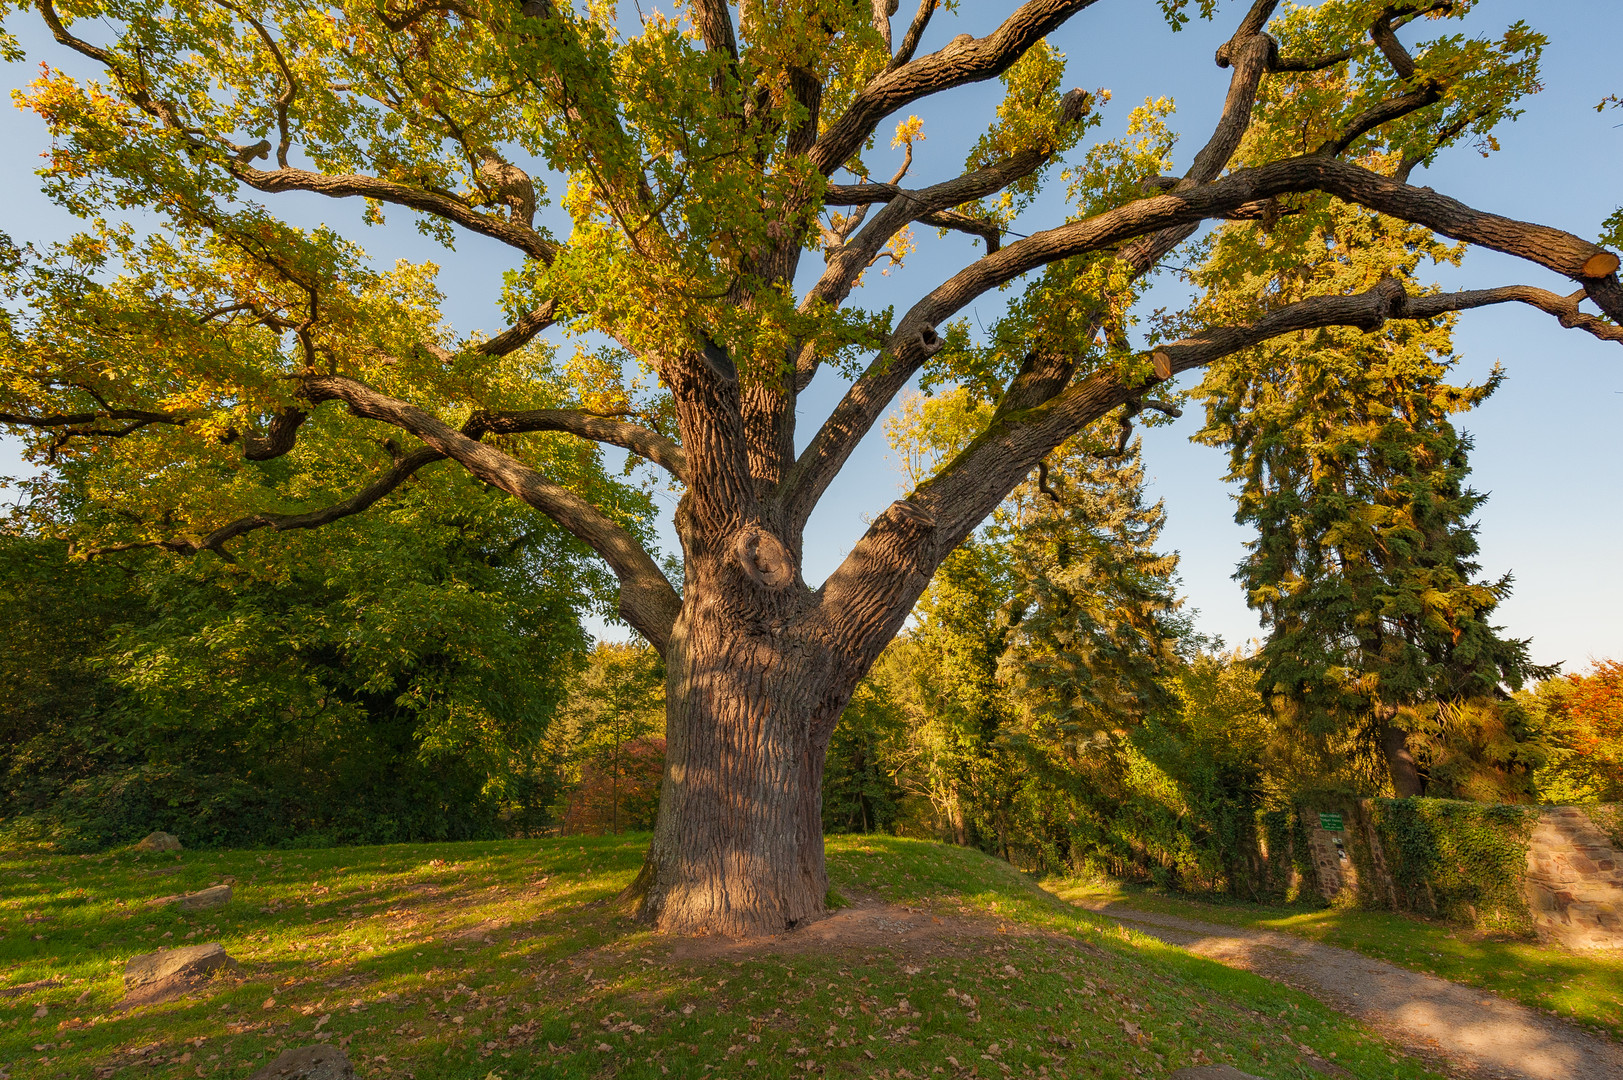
[119,943,239,1007]
[246,1046,355,1080]
[134,831,182,853]
[170,884,232,911]
[1170,1068,1268,1080]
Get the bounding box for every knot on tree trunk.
[1216,31,1277,69]
[701,336,738,381]
[1358,275,1409,331]
[1057,88,1093,126]
[896,323,944,361]
[734,525,796,589]
[477,155,536,228]
[239,407,308,461]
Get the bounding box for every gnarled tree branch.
[133,447,444,560]
[302,374,681,650]
[469,407,688,481]
[236,165,559,262]
[810,0,1103,178]
[796,90,1091,391]
[812,272,1621,667]
[473,300,561,357]
[785,153,1622,533]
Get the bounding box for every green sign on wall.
[1319,813,1345,832]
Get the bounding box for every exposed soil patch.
[1077,901,1623,1080]
[666,898,1069,964]
[0,976,61,997]
[445,919,510,946]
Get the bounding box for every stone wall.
[1304,816,1356,902]
[1523,807,1623,950]
[1295,799,1623,949]
[1298,808,1363,902]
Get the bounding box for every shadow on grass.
[1,834,1451,1080]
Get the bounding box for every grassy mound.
[1,835,1444,1079]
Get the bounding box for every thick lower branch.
[474,300,560,356]
[237,166,558,262]
[304,374,681,650]
[813,274,1623,669]
[0,406,184,433]
[470,407,688,481]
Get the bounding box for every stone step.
[1538,810,1615,844]
[1528,877,1623,897]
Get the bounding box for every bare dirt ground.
[666,900,1027,963]
[1075,900,1623,1080]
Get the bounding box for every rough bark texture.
[625,524,859,937]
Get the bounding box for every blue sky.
[1,1,1619,670]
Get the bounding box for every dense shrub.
[0,467,611,852]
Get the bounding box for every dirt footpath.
[1076,901,1623,1080]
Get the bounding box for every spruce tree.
[997,433,1185,739]
[1196,207,1551,796]
[879,393,1184,859]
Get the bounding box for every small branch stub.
[1151,350,1172,380]
[1582,251,1621,279]
[887,499,936,528]
[734,525,796,589]
[701,337,738,381]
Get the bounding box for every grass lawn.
[1048,877,1623,1041]
[1,834,1449,1080]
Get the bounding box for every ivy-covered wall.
[1362,798,1539,934]
[1283,798,1623,941]
[1088,794,1621,943]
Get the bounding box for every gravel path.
[1077,901,1623,1080]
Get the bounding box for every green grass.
[1047,877,1623,1041]
[1,834,1449,1080]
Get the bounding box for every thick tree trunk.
[626,593,847,937]
[1380,712,1424,798]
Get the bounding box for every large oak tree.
[1,0,1619,935]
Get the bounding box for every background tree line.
[0,412,671,851]
[3,410,1617,864]
[7,185,1621,862]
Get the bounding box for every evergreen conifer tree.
[999,434,1185,738]
[1196,207,1551,796]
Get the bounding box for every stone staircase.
[1523,807,1623,949]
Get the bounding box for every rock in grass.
[119,943,239,1008]
[1170,1067,1269,1080]
[134,831,183,853]
[166,884,232,911]
[246,1045,355,1080]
